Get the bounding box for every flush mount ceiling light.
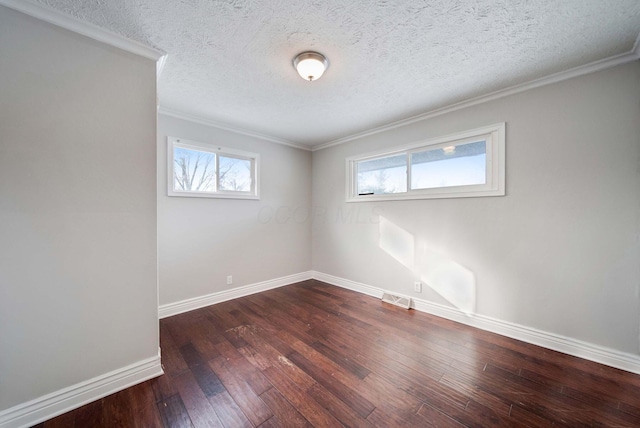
[442,146,456,155]
[293,51,328,82]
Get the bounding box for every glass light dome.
[293,52,329,82]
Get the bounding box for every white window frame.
[168,136,260,200]
[346,123,505,202]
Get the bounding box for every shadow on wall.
[378,216,476,314]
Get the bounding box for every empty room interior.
[1,0,640,427]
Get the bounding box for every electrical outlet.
[414,281,422,293]
[227,275,233,285]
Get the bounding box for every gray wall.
[0,7,159,410]
[312,62,640,355]
[158,115,312,306]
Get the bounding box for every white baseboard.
[311,271,640,376]
[0,350,163,428]
[159,271,314,319]
[312,271,385,299]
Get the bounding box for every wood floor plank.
[73,399,105,428]
[257,416,279,428]
[310,340,371,379]
[293,303,450,382]
[208,390,253,428]
[439,370,513,419]
[131,403,164,428]
[180,342,206,365]
[160,320,190,376]
[234,307,299,359]
[521,369,640,425]
[519,364,640,415]
[335,300,467,364]
[173,370,225,427]
[189,320,224,362]
[261,365,343,427]
[481,363,638,426]
[190,362,226,398]
[125,381,165,428]
[157,394,194,428]
[259,386,313,428]
[102,389,135,427]
[448,359,622,426]
[244,294,320,345]
[507,404,571,427]
[445,359,561,420]
[235,327,318,391]
[267,327,363,388]
[316,331,469,409]
[358,373,423,413]
[272,288,520,422]
[367,405,449,428]
[306,383,374,428]
[236,342,273,371]
[416,402,470,427]
[207,310,250,349]
[41,410,75,428]
[208,356,273,426]
[275,303,452,398]
[35,280,640,427]
[179,342,226,398]
[151,372,179,404]
[287,350,376,418]
[265,327,419,415]
[164,315,196,348]
[617,400,640,422]
[212,334,273,395]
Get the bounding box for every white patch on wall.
[417,248,477,315]
[378,216,476,314]
[379,216,415,269]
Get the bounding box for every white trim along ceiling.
[1,0,638,149]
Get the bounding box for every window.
[346,123,505,201]
[168,137,259,199]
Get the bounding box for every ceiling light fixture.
[442,146,456,155]
[293,51,328,82]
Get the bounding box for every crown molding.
[312,38,640,151]
[158,107,311,151]
[7,0,632,154]
[156,54,168,81]
[0,0,165,62]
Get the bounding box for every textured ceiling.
[35,0,640,147]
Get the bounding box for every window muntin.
[346,123,505,201]
[168,137,259,199]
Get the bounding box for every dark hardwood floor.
[35,280,640,427]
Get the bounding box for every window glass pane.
[219,155,252,192]
[357,154,407,195]
[411,141,486,190]
[173,146,216,192]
